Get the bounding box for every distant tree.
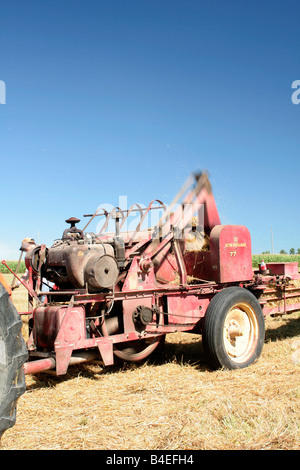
[262,251,270,254]
[280,249,287,254]
[290,248,295,255]
[297,248,300,254]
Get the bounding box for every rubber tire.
[202,286,265,370]
[0,283,28,438]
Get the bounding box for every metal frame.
[3,172,299,375]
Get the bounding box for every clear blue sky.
[1,0,299,259]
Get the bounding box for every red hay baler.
[2,171,300,381]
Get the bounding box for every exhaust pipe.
[23,350,100,375]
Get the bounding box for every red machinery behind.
[3,172,300,375]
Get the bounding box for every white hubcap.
[223,302,259,363]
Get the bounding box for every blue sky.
[1,0,300,259]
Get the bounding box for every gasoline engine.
[25,217,125,292]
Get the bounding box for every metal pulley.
[132,305,153,327]
[84,254,119,289]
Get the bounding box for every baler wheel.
[0,283,28,439]
[202,287,265,370]
[112,336,165,363]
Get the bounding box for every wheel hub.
[223,303,258,363]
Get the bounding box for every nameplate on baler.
[209,225,253,283]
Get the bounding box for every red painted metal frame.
[22,262,299,376]
[4,172,299,376]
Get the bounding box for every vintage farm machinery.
[1,171,300,434]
